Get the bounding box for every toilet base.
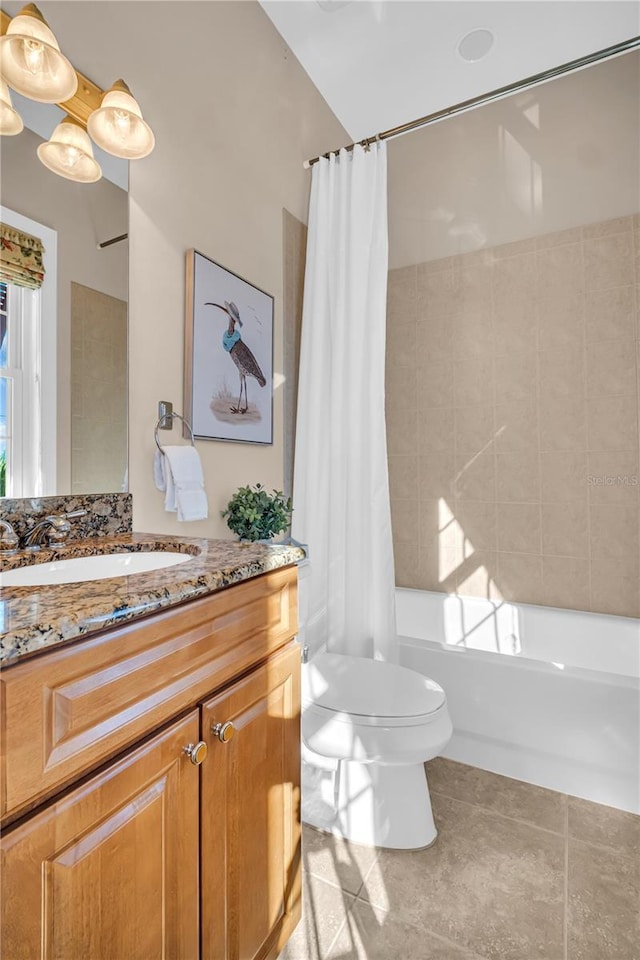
[302,753,437,849]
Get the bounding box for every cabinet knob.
[184,741,208,765]
[212,721,235,743]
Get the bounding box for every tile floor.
[279,758,640,960]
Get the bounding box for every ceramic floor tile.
[303,824,379,896]
[360,793,565,960]
[568,796,640,859]
[426,757,567,835]
[278,873,356,960]
[567,838,640,960]
[326,899,485,960]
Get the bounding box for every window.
[0,279,42,497]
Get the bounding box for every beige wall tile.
[540,452,588,503]
[496,552,544,604]
[453,501,498,553]
[491,238,537,259]
[537,294,584,352]
[590,503,639,559]
[536,225,583,249]
[418,453,456,500]
[493,252,537,306]
[417,359,454,408]
[493,300,537,356]
[542,556,590,611]
[454,405,495,455]
[539,397,586,452]
[541,502,589,558]
[416,315,452,362]
[587,396,638,451]
[585,285,636,342]
[387,321,417,367]
[394,540,421,589]
[538,347,585,400]
[582,215,634,239]
[386,408,419,455]
[453,450,496,501]
[453,355,494,406]
[497,502,541,554]
[418,406,455,454]
[388,265,417,324]
[585,339,637,398]
[390,499,419,542]
[417,265,460,317]
[456,551,501,600]
[537,243,583,299]
[587,451,639,503]
[584,232,635,291]
[451,307,493,359]
[388,455,418,500]
[591,556,640,617]
[495,402,539,453]
[386,364,418,412]
[495,353,537,403]
[496,452,540,502]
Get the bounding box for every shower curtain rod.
[303,35,640,168]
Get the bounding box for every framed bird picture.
[184,250,274,445]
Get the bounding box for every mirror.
[0,94,128,499]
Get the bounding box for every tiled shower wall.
[386,215,640,618]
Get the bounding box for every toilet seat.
[302,652,446,727]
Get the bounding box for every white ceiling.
[260,0,640,143]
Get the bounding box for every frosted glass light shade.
[0,4,77,103]
[37,119,101,183]
[87,80,155,160]
[0,79,23,135]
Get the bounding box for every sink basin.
[0,551,192,587]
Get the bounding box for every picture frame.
[184,250,274,445]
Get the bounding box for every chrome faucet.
[21,510,87,550]
[0,519,19,554]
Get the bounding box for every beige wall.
[123,2,346,537]
[388,52,640,269]
[0,125,128,493]
[70,283,127,494]
[387,214,640,618]
[282,209,307,500]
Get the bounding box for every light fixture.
[87,79,155,160]
[0,78,23,135]
[0,3,77,103]
[36,117,101,183]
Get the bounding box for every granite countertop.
[0,533,305,665]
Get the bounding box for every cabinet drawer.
[1,566,298,821]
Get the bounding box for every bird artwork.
[205,300,266,415]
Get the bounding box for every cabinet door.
[201,642,301,960]
[1,712,200,960]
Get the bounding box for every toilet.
[298,563,453,850]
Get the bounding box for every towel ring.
[154,412,195,452]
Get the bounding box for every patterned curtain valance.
[0,223,45,290]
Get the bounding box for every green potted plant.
[222,483,293,542]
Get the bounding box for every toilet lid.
[302,652,446,719]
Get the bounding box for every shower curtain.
[292,143,397,662]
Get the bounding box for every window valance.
[0,223,45,290]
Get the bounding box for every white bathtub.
[396,587,640,814]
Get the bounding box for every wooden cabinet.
[1,712,201,960]
[0,568,301,960]
[201,642,301,960]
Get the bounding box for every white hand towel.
[160,445,208,521]
[153,447,177,512]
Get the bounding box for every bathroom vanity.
[0,526,303,960]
